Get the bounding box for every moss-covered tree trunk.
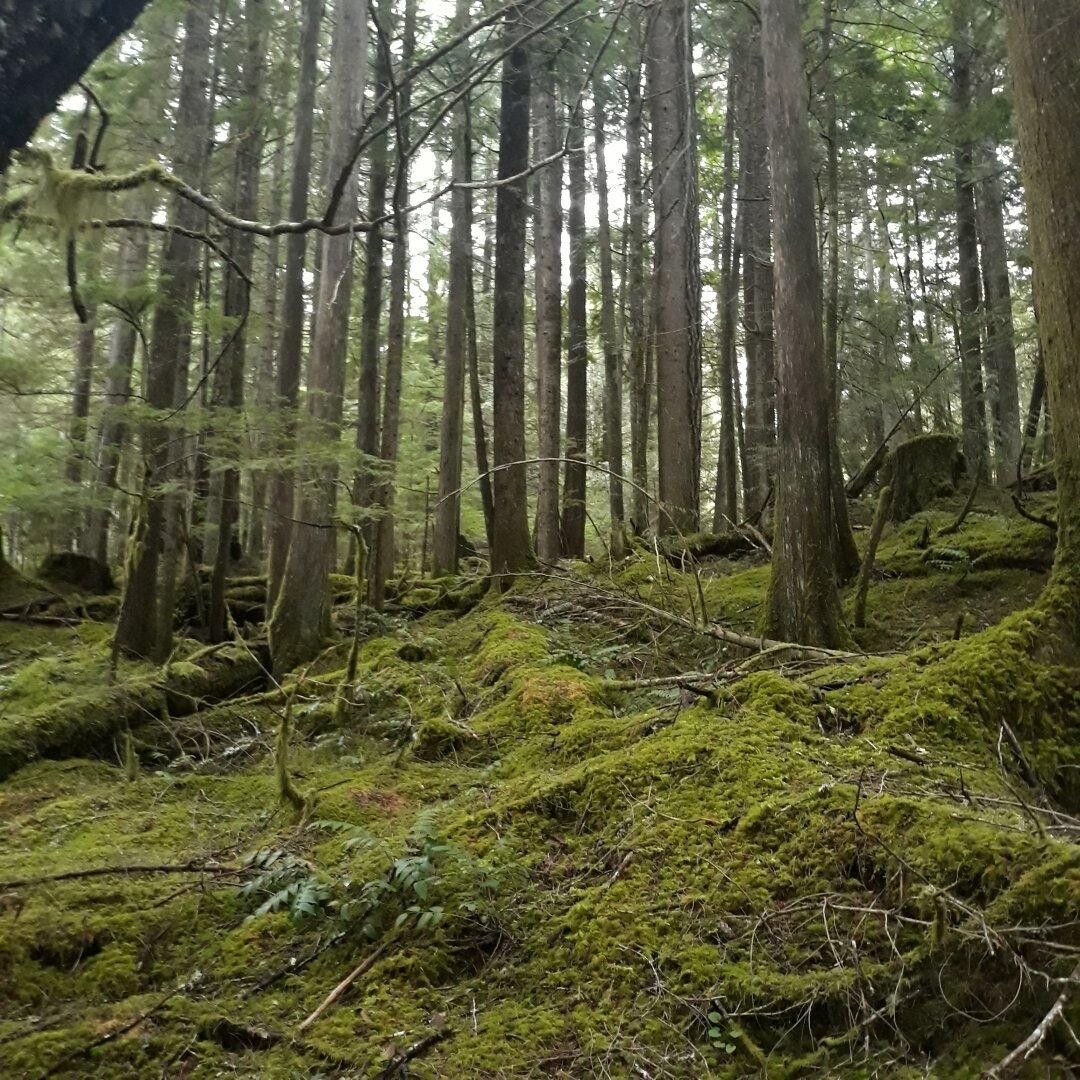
[760,0,847,649]
[1006,0,1080,611]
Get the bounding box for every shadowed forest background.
[0,0,1078,1076]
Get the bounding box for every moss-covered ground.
[0,497,1076,1077]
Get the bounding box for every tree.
[760,0,847,648]
[270,0,367,674]
[646,0,701,535]
[560,102,588,558]
[1005,0,1080,604]
[489,8,534,587]
[266,0,322,608]
[533,57,563,565]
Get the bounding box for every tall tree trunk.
[432,0,474,577]
[468,269,495,554]
[560,103,588,558]
[822,0,860,581]
[352,0,391,566]
[270,0,367,674]
[594,83,626,556]
[207,0,266,644]
[625,16,649,536]
[952,0,990,478]
[646,0,701,535]
[1004,0,1080,610]
[85,221,151,565]
[489,10,534,587]
[114,0,214,661]
[533,58,563,564]
[975,130,1022,485]
[713,45,740,530]
[739,19,775,517]
[761,0,847,648]
[371,0,417,609]
[247,130,286,562]
[266,0,322,609]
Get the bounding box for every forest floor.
[0,493,1077,1078]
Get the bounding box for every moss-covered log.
[881,433,965,521]
[0,643,266,779]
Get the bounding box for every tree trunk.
[533,58,562,565]
[467,270,495,554]
[952,0,990,478]
[822,0,860,581]
[0,0,150,173]
[760,0,847,648]
[594,84,626,556]
[1005,0,1080,604]
[371,0,417,609]
[625,16,649,536]
[114,0,214,661]
[560,104,588,558]
[432,0,473,577]
[713,45,740,531]
[739,19,775,516]
[266,0,322,610]
[646,0,701,535]
[975,128,1022,485]
[207,0,266,644]
[85,221,151,565]
[489,10,534,587]
[270,0,367,674]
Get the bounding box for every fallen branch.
[984,960,1079,1077]
[1011,493,1057,532]
[297,937,394,1033]
[376,1026,450,1079]
[0,859,238,891]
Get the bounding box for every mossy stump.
[880,432,965,522]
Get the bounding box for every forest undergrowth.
[0,492,1076,1078]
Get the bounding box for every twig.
[0,860,237,890]
[376,1026,450,1078]
[984,961,1079,1077]
[297,938,394,1033]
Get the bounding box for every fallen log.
[0,642,268,780]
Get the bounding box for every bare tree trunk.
[713,45,739,531]
[270,0,367,674]
[533,57,563,564]
[467,270,495,554]
[371,0,417,609]
[1005,0,1080,609]
[952,0,990,478]
[352,0,391,566]
[560,103,588,557]
[266,0,322,609]
[761,0,847,648]
[822,0,860,581]
[85,221,151,565]
[432,0,473,577]
[739,19,774,516]
[646,0,701,535]
[625,16,649,536]
[208,0,266,644]
[490,10,534,587]
[594,83,626,556]
[114,0,214,661]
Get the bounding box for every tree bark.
[489,9,534,587]
[533,58,563,565]
[594,84,626,556]
[432,0,474,577]
[270,0,367,674]
[114,0,214,661]
[371,0,417,609]
[646,0,701,535]
[952,0,990,479]
[760,0,847,648]
[266,0,322,610]
[625,16,649,536]
[560,103,588,558]
[1005,0,1080,604]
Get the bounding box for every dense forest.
[0,0,1077,1075]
